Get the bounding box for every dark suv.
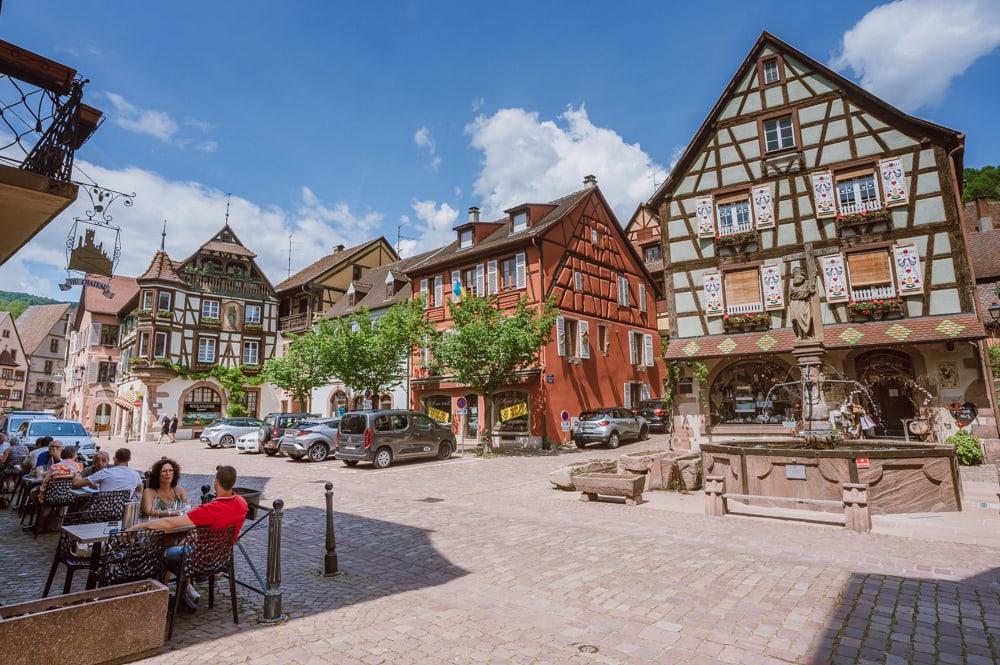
[335,410,456,469]
[259,412,319,457]
[635,400,671,433]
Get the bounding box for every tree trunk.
[481,392,494,451]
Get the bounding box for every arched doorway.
[94,403,111,433]
[182,385,223,428]
[710,359,794,426]
[351,394,365,411]
[855,350,917,437]
[331,390,347,416]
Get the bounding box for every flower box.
[835,208,892,232]
[156,309,172,319]
[575,472,645,506]
[134,308,153,319]
[714,230,758,250]
[201,317,221,328]
[847,298,903,321]
[243,322,262,332]
[722,312,770,333]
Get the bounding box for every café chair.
[94,530,166,587]
[63,490,133,526]
[26,477,76,538]
[167,526,237,639]
[0,456,26,508]
[43,530,95,597]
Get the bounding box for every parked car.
[16,418,99,463]
[236,431,261,454]
[635,400,671,433]
[201,417,266,448]
[572,407,648,449]
[259,412,319,457]
[280,418,341,462]
[334,410,456,469]
[0,411,55,440]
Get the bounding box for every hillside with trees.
[0,291,72,319]
[964,165,1000,202]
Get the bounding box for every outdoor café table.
[14,475,41,515]
[59,519,194,589]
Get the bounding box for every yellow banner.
[427,406,451,423]
[500,402,528,421]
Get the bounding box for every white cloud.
[471,97,485,112]
[413,126,442,171]
[831,0,1000,111]
[196,140,218,153]
[465,105,663,222]
[104,92,178,141]
[400,200,459,256]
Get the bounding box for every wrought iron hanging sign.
[60,183,134,295]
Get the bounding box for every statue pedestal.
[792,342,836,446]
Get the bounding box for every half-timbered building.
[650,32,988,446]
[407,177,664,447]
[15,303,74,413]
[0,312,28,412]
[625,203,669,335]
[112,225,280,439]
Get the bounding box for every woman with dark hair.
[141,458,190,517]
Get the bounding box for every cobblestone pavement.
[2,436,999,664]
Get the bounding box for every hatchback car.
[334,410,456,469]
[280,418,340,462]
[259,412,319,456]
[635,399,671,433]
[572,408,648,449]
[16,418,99,463]
[201,417,266,448]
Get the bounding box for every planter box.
[0,580,168,665]
[575,472,645,506]
[548,459,617,490]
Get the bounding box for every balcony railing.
[185,272,271,297]
[279,312,310,332]
[838,199,881,216]
[726,302,764,315]
[718,220,754,236]
[851,284,896,301]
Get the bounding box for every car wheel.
[221,435,235,448]
[307,442,328,463]
[575,440,586,449]
[608,432,620,449]
[289,454,304,461]
[437,440,452,460]
[264,449,278,457]
[342,460,359,467]
[639,426,649,441]
[372,447,393,469]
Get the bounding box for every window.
[501,257,517,291]
[0,369,10,379]
[494,390,529,433]
[511,211,528,233]
[245,303,262,324]
[564,318,578,357]
[762,57,780,84]
[412,414,436,432]
[353,264,363,281]
[639,284,647,313]
[138,331,150,357]
[153,331,168,358]
[157,290,172,312]
[49,338,59,353]
[763,115,795,152]
[35,381,45,394]
[459,228,473,249]
[14,369,23,380]
[10,390,20,401]
[629,331,643,365]
[100,324,117,346]
[574,271,583,292]
[243,340,260,365]
[643,244,661,263]
[202,300,220,320]
[45,383,54,395]
[424,395,452,423]
[724,268,764,314]
[1,329,7,338]
[419,279,429,307]
[717,197,753,236]
[846,250,895,301]
[598,324,609,355]
[591,229,599,245]
[198,337,217,363]
[617,275,630,307]
[141,290,154,309]
[43,359,53,373]
[96,361,116,383]
[463,267,479,296]
[836,171,881,215]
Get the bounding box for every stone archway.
[179,380,227,430]
[708,358,794,426]
[853,350,920,437]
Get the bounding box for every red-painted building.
[406,177,664,448]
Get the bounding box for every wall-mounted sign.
[58,276,115,299]
[561,421,570,432]
[545,373,555,384]
[856,457,870,469]
[456,396,467,410]
[560,410,570,422]
[785,464,806,480]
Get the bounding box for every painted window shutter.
[487,260,498,295]
[617,276,630,307]
[624,383,632,409]
[639,284,647,312]
[433,275,443,306]
[820,254,849,303]
[643,334,654,366]
[760,263,784,310]
[419,279,429,308]
[892,244,924,294]
[879,158,908,207]
[476,263,485,296]
[86,362,98,384]
[579,320,590,359]
[628,331,636,365]
[811,171,836,218]
[695,197,715,237]
[703,271,724,317]
[574,271,582,292]
[515,252,526,289]
[752,184,775,229]
[451,270,461,300]
[641,384,650,400]
[556,316,566,356]
[89,323,100,347]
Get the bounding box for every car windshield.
[637,401,663,409]
[579,411,609,421]
[10,415,51,431]
[29,421,87,437]
[339,414,367,434]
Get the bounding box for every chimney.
[333,244,345,252]
[583,174,597,189]
[468,206,480,223]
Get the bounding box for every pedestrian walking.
[169,413,179,443]
[157,414,171,444]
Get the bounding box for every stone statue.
[789,266,817,342]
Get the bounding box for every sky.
[1,0,999,299]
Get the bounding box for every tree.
[325,298,433,400]
[260,327,335,411]
[963,165,1000,202]
[156,360,261,417]
[430,295,557,446]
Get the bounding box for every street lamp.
[989,302,1000,324]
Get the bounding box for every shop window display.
[494,391,529,433]
[710,361,794,425]
[424,395,452,423]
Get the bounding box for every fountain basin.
[700,440,961,515]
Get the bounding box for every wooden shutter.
[695,197,715,237]
[892,244,924,294]
[811,171,836,218]
[641,384,651,400]
[643,334,654,366]
[703,271,724,316]
[821,254,849,303]
[433,275,443,306]
[476,263,485,296]
[879,158,908,207]
[761,263,784,310]
[556,316,566,356]
[624,383,632,409]
[639,284,647,312]
[451,270,461,300]
[752,184,775,229]
[579,320,590,359]
[846,251,892,286]
[487,260,498,295]
[628,331,636,365]
[574,271,582,292]
[515,252,526,289]
[89,323,100,347]
[86,362,98,384]
[724,269,762,306]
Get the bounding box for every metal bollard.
[260,498,287,623]
[200,484,212,505]
[323,482,342,576]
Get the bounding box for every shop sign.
[427,406,451,423]
[856,457,870,469]
[500,402,528,422]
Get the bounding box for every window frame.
[501,256,517,292]
[459,228,473,249]
[153,331,168,358]
[844,245,897,302]
[157,290,172,312]
[642,243,661,263]
[137,330,151,358]
[201,299,220,320]
[511,211,528,234]
[141,290,154,310]
[597,324,610,356]
[832,164,883,216]
[49,338,59,353]
[757,109,800,155]
[757,55,785,87]
[244,303,262,324]
[722,265,765,315]
[197,336,218,364]
[715,194,754,237]
[242,339,260,365]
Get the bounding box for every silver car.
[279,418,340,462]
[201,418,265,448]
[16,419,99,464]
[572,407,648,449]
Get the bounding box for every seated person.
[0,434,28,469]
[36,444,81,501]
[74,448,142,493]
[82,450,110,477]
[141,458,190,517]
[24,436,56,473]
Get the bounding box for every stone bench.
[575,473,645,506]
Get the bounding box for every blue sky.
[2,0,999,298]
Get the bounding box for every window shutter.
[724,269,762,307]
[820,254,849,303]
[639,284,647,312]
[879,158,908,207]
[695,197,715,237]
[846,251,893,287]
[703,271,724,317]
[624,383,632,409]
[419,279,429,308]
[811,171,836,218]
[761,263,784,310]
[752,184,775,229]
[643,334,654,367]
[451,270,461,300]
[628,331,636,365]
[487,260,498,295]
[433,275,443,306]
[515,252,526,289]
[86,362,97,384]
[89,323,100,346]
[579,320,590,359]
[476,263,485,296]
[617,276,630,307]
[892,244,924,294]
[556,316,566,356]
[641,383,651,400]
[574,271,582,292]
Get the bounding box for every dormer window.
[459,228,473,249]
[384,271,395,298]
[762,58,780,84]
[512,211,528,233]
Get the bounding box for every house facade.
[651,32,986,446]
[407,179,664,447]
[0,312,27,412]
[15,303,74,412]
[625,203,669,335]
[64,275,138,431]
[112,225,281,439]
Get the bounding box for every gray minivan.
[335,410,456,469]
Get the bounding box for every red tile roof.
[138,250,186,284]
[81,274,139,315]
[15,303,72,354]
[969,229,1000,280]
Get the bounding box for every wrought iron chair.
[63,490,132,526]
[42,530,94,597]
[94,530,165,587]
[26,476,76,538]
[167,526,237,639]
[0,455,26,508]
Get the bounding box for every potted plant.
[722,312,770,333]
[134,308,153,320]
[835,207,892,231]
[847,298,902,321]
[156,309,172,319]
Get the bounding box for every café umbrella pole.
[259,498,287,623]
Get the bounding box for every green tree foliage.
[945,430,983,466]
[430,295,557,444]
[0,290,70,319]
[156,359,260,417]
[963,165,1000,202]
[260,328,335,411]
[325,298,433,399]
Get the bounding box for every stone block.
[547,459,617,491]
